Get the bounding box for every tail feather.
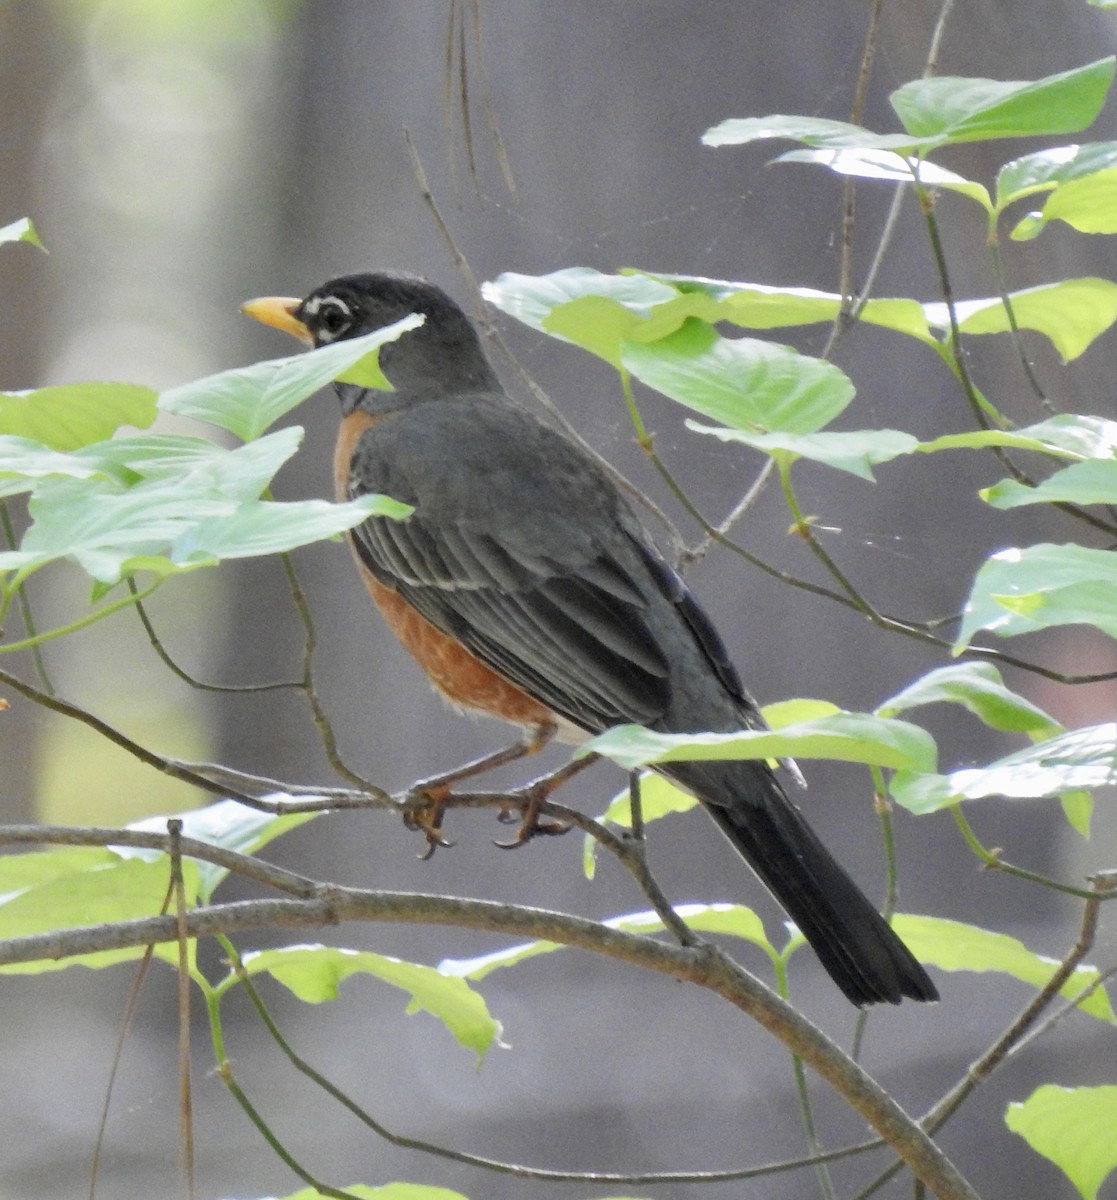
[664,760,938,1006]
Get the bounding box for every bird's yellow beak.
[240,296,313,345]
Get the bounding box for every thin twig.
[168,820,195,1200]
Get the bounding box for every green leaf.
[997,142,1117,211]
[956,543,1117,647]
[583,713,936,773]
[894,916,1115,1021]
[778,147,992,208]
[983,460,1117,509]
[890,58,1116,144]
[949,724,1117,797]
[0,475,234,582]
[877,662,1061,735]
[93,428,303,492]
[1012,165,1117,239]
[919,413,1117,460]
[0,857,198,975]
[690,423,918,480]
[598,773,700,829]
[619,320,854,433]
[237,945,500,1062]
[269,1184,472,1200]
[0,436,114,498]
[701,114,917,152]
[0,217,45,250]
[652,274,937,343]
[0,846,119,893]
[123,798,321,903]
[891,724,1117,814]
[482,268,676,365]
[160,317,422,441]
[439,904,780,982]
[0,384,157,450]
[1006,1085,1117,1199]
[923,278,1117,361]
[169,494,410,567]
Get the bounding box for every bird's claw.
[492,794,571,848]
[402,788,456,859]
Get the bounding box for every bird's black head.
[296,272,498,399]
[244,272,499,403]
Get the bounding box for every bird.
[242,271,938,1007]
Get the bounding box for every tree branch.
[0,887,977,1200]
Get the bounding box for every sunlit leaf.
[997,142,1117,211]
[891,725,1117,815]
[439,904,779,982]
[161,317,421,441]
[237,944,500,1061]
[890,58,1115,144]
[894,916,1114,1021]
[0,857,198,975]
[0,217,45,250]
[619,320,854,433]
[877,662,1061,735]
[584,714,936,773]
[983,460,1117,509]
[1012,166,1117,239]
[690,423,918,479]
[0,384,157,450]
[956,543,1117,646]
[169,494,410,567]
[1006,1085,1117,1199]
[923,279,1117,361]
[124,798,321,903]
[778,147,992,208]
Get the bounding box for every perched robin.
[242,273,937,1007]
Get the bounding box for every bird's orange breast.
[336,408,554,728]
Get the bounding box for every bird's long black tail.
[663,759,938,1006]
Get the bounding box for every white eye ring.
[305,296,352,342]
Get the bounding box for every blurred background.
[2,2,1117,1197]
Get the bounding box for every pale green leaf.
[1006,1085,1117,1199]
[268,1184,471,1200]
[997,142,1117,210]
[983,460,1117,509]
[439,904,779,982]
[170,494,410,566]
[0,218,45,250]
[778,147,992,208]
[923,279,1117,361]
[690,423,918,479]
[877,662,1061,735]
[161,317,422,441]
[238,944,500,1061]
[619,321,854,433]
[890,58,1116,143]
[0,384,157,450]
[956,543,1117,646]
[894,916,1114,1021]
[0,857,198,975]
[701,114,918,152]
[124,798,321,903]
[1014,165,1117,238]
[584,714,936,773]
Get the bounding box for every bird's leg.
[493,752,600,849]
[403,723,556,856]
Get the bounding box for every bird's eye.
[315,300,352,340]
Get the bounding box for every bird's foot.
[492,754,598,848]
[401,786,456,860]
[493,781,571,848]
